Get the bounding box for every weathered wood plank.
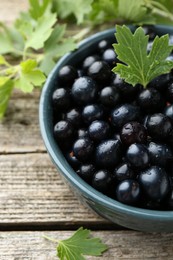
[0,230,173,259]
[0,152,109,225]
[0,93,46,153]
[0,0,28,25]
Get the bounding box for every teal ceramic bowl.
[39,25,173,232]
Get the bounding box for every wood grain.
[1,231,173,260]
[0,152,108,226]
[1,93,45,154]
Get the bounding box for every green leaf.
[156,0,173,11]
[113,25,173,87]
[15,59,46,92]
[143,0,173,25]
[55,0,93,24]
[15,10,34,28]
[20,13,57,51]
[57,227,108,260]
[0,55,9,66]
[0,78,14,119]
[117,0,149,23]
[0,21,25,55]
[0,24,14,54]
[44,24,66,53]
[8,27,25,53]
[40,24,77,75]
[44,25,77,58]
[49,38,77,58]
[29,0,52,20]
[41,38,76,75]
[39,54,56,75]
[89,0,119,24]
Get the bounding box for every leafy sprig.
[85,0,173,26]
[43,227,108,260]
[0,0,77,119]
[53,0,93,25]
[113,25,173,87]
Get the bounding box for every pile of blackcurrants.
[52,27,173,210]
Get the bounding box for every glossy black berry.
[147,41,153,53]
[113,163,136,182]
[166,55,173,62]
[111,73,123,86]
[82,104,104,124]
[147,142,173,167]
[58,65,78,86]
[143,199,163,210]
[116,179,141,205]
[82,55,100,73]
[146,113,172,140]
[169,130,173,149]
[137,88,165,113]
[65,108,82,128]
[97,40,110,52]
[71,76,97,105]
[120,121,147,146]
[166,190,173,209]
[88,120,110,142]
[77,128,88,138]
[52,88,71,111]
[92,169,112,193]
[164,105,173,122]
[73,137,94,162]
[88,61,112,84]
[100,86,121,107]
[111,104,141,130]
[147,73,171,92]
[66,150,80,169]
[77,164,96,183]
[54,120,74,141]
[126,143,150,169]
[142,25,157,40]
[166,82,173,102]
[115,80,142,102]
[102,48,118,67]
[95,139,123,168]
[138,166,170,201]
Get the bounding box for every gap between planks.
[0,221,123,232]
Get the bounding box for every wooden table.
[1,1,173,259]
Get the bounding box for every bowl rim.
[39,25,173,222]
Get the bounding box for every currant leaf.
[0,78,14,119]
[57,227,108,260]
[15,59,46,92]
[113,25,173,87]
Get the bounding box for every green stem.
[14,49,38,59]
[152,8,173,22]
[0,64,20,81]
[43,235,59,244]
[72,27,91,41]
[0,68,16,76]
[147,0,170,12]
[144,0,173,22]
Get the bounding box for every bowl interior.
[39,25,173,230]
